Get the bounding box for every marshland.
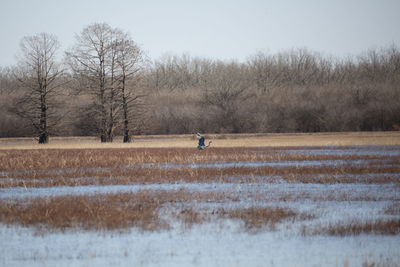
[1,4,400,265]
[1,133,400,266]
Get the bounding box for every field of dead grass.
[1,188,399,234]
[305,219,400,236]
[1,146,399,188]
[0,190,310,232]
[0,133,399,237]
[1,131,400,149]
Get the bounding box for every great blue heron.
[196,133,212,150]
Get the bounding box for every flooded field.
[1,144,400,266]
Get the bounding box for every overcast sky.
[1,0,399,66]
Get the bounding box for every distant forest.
[0,23,399,142]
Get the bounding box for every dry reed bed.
[1,190,398,235]
[1,147,399,188]
[384,203,400,215]
[1,145,399,235]
[0,192,166,231]
[303,220,400,236]
[1,163,400,188]
[239,188,400,202]
[1,147,398,172]
[216,206,299,231]
[0,190,310,232]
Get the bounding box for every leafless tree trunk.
[2,36,400,137]
[67,23,117,142]
[67,23,146,142]
[115,39,145,142]
[12,33,64,143]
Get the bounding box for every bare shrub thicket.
[1,28,399,138]
[146,47,400,134]
[0,66,30,137]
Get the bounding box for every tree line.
[0,22,399,143]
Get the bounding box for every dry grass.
[2,146,395,171]
[1,146,399,188]
[383,204,400,215]
[248,189,400,202]
[1,162,399,188]
[0,194,164,232]
[0,136,399,235]
[216,206,299,231]
[0,185,398,234]
[0,190,309,232]
[305,220,400,236]
[0,192,168,231]
[362,258,400,267]
[0,190,223,231]
[172,208,208,229]
[1,131,400,150]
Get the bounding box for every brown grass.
[0,190,229,231]
[306,220,400,236]
[0,190,310,232]
[0,146,398,172]
[0,188,398,234]
[0,193,168,231]
[216,206,298,231]
[383,204,400,215]
[0,138,399,234]
[1,163,399,188]
[1,131,400,150]
[1,146,399,188]
[172,208,208,229]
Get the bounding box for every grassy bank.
[0,131,400,150]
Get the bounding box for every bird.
[196,133,212,150]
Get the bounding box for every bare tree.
[67,23,145,142]
[12,33,64,143]
[2,39,400,137]
[66,23,114,142]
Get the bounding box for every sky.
[1,0,400,66]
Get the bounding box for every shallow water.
[131,157,396,169]
[1,223,399,267]
[272,145,400,156]
[1,182,398,202]
[1,145,399,267]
